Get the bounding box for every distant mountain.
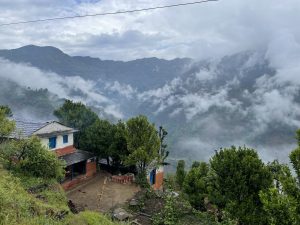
[0,45,191,91]
[0,79,62,121]
[0,45,299,164]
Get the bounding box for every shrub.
[135,170,150,188]
[17,136,65,180]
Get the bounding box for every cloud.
[0,58,123,118]
[0,0,299,61]
[178,89,240,120]
[1,0,300,163]
[104,81,136,99]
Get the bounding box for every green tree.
[259,160,300,225]
[158,126,169,165]
[125,115,160,179]
[109,120,129,166]
[54,100,99,148]
[191,161,200,169]
[183,162,209,210]
[260,188,298,225]
[9,137,65,179]
[209,146,272,225]
[80,119,114,165]
[0,140,20,170]
[175,160,186,189]
[0,105,13,117]
[259,130,300,225]
[0,106,15,144]
[290,147,300,184]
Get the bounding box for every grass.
[0,166,122,225]
[65,211,117,225]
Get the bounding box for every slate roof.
[10,119,77,138]
[11,119,48,138]
[59,150,95,166]
[33,121,77,137]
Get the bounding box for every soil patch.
[66,171,140,213]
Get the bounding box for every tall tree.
[158,126,169,165]
[259,160,300,225]
[109,120,129,166]
[209,146,272,225]
[183,162,209,210]
[290,130,300,185]
[80,119,114,165]
[54,100,99,148]
[175,160,186,189]
[125,115,160,175]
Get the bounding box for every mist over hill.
[0,45,299,164]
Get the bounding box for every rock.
[131,219,142,225]
[171,191,179,198]
[129,198,138,206]
[154,190,164,198]
[112,208,132,221]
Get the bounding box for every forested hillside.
[0,45,299,164]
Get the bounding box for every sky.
[0,0,299,60]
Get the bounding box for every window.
[49,137,57,149]
[63,135,68,144]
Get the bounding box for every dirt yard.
[66,171,140,213]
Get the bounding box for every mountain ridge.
[0,45,192,91]
[0,45,299,163]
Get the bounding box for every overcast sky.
[0,0,299,60]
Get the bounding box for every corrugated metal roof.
[59,149,95,166]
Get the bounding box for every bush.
[135,170,150,188]
[17,137,65,180]
[153,194,178,225]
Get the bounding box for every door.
[150,169,156,185]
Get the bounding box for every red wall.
[61,161,97,190]
[153,172,164,190]
[86,161,97,177]
[54,145,75,157]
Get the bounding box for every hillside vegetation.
[0,107,121,225]
[0,165,121,225]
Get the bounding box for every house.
[13,119,97,190]
[148,165,164,190]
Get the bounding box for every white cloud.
[104,81,136,99]
[0,58,124,118]
[0,0,299,61]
